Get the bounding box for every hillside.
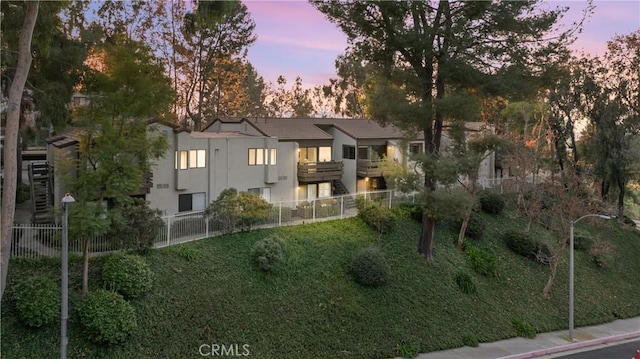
[2,208,639,359]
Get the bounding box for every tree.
[579,31,640,218]
[63,34,172,295]
[0,0,39,301]
[313,0,581,260]
[179,1,256,130]
[265,75,314,118]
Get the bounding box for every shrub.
[464,244,496,277]
[251,236,285,272]
[394,203,424,223]
[12,275,59,327]
[479,191,505,215]
[573,229,593,251]
[109,199,164,252]
[102,254,154,299]
[77,289,137,345]
[503,230,536,258]
[532,241,552,265]
[359,202,395,234]
[16,183,30,204]
[455,272,476,294]
[349,247,390,287]
[622,215,636,227]
[512,319,536,338]
[462,333,479,347]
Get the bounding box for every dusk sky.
[242,1,640,89]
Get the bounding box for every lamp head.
[62,193,75,204]
[598,215,612,220]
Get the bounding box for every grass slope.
[2,211,639,359]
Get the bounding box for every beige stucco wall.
[323,127,357,194]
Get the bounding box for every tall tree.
[179,0,256,130]
[313,0,582,260]
[0,0,39,301]
[66,34,173,294]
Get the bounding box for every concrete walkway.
[404,317,640,359]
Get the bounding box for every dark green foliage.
[573,229,593,251]
[349,247,390,287]
[503,230,536,258]
[102,254,154,299]
[479,191,505,215]
[622,215,636,227]
[11,276,59,327]
[359,202,395,234]
[77,289,137,345]
[462,334,479,347]
[205,188,273,233]
[250,236,285,272]
[455,272,476,294]
[391,203,423,223]
[512,319,536,338]
[109,199,164,252]
[464,244,496,277]
[395,340,419,359]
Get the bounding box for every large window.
[318,182,331,198]
[342,145,355,160]
[318,147,331,162]
[189,150,206,168]
[178,192,206,212]
[175,150,188,170]
[249,148,276,166]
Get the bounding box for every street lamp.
[61,193,75,359]
[569,213,612,341]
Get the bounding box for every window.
[270,148,277,165]
[342,145,355,160]
[248,187,271,202]
[249,148,273,166]
[318,182,331,198]
[175,150,188,170]
[409,143,423,156]
[319,147,332,162]
[189,150,206,168]
[178,192,206,212]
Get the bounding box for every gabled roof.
[242,117,409,141]
[246,118,333,140]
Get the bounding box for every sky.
[242,0,640,89]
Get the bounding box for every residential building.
[44,117,500,218]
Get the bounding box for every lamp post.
[569,213,611,341]
[61,193,75,359]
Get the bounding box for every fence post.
[166,216,171,246]
[205,214,209,238]
[279,201,282,227]
[312,199,316,222]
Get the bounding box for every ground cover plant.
[2,208,639,359]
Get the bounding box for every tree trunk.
[418,214,435,261]
[617,178,625,219]
[457,210,471,250]
[82,239,90,295]
[0,1,39,301]
[543,242,566,298]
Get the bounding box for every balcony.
[357,159,383,178]
[297,161,344,182]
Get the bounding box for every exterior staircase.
[29,161,54,224]
[332,179,356,209]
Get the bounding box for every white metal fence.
[10,177,519,260]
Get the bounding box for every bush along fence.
[10,190,421,260]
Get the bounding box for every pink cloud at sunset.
[243,0,640,89]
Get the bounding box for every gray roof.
[245,117,408,140]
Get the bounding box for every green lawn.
[2,210,639,359]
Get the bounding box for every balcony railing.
[297,161,344,182]
[357,159,383,177]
